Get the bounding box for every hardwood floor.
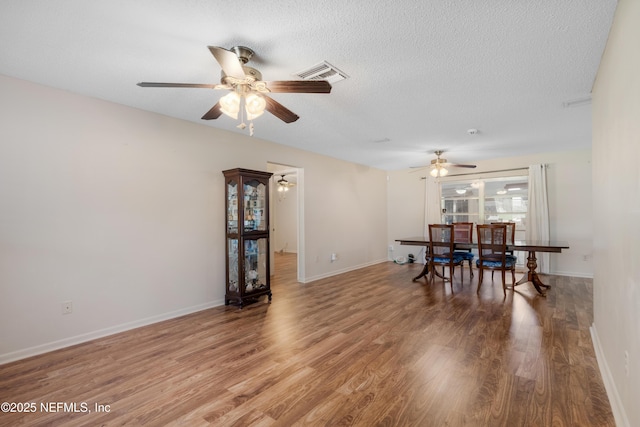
[0,254,614,426]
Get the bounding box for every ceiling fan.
[276,174,296,192]
[413,150,477,177]
[137,46,332,128]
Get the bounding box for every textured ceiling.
[0,0,617,170]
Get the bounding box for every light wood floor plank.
[0,253,615,426]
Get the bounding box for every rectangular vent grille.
[294,61,348,84]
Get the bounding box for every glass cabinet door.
[244,237,267,293]
[243,180,267,232]
[227,180,238,234]
[227,238,239,292]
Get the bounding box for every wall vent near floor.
[293,61,349,84]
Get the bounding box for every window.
[482,179,528,231]
[441,176,528,265]
[441,183,480,224]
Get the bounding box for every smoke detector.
[467,128,479,135]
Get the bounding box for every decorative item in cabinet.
[223,168,272,307]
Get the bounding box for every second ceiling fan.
[413,150,477,177]
[137,46,332,127]
[276,174,296,192]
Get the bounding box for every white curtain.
[526,164,550,273]
[424,176,442,236]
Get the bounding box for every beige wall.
[386,170,427,262]
[0,75,388,362]
[592,0,640,425]
[387,149,593,277]
[0,55,615,415]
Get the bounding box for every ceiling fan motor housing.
[230,46,254,64]
[221,66,262,84]
[431,158,447,165]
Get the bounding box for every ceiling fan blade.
[264,80,332,93]
[201,102,223,120]
[137,82,224,89]
[208,46,246,79]
[263,95,299,123]
[450,164,477,168]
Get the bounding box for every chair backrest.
[452,222,473,243]
[428,224,456,257]
[477,224,508,262]
[490,221,515,245]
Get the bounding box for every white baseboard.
[0,299,224,365]
[552,270,594,279]
[301,258,388,283]
[590,323,630,427]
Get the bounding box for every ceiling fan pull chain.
[237,99,247,130]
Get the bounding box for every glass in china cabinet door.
[227,180,238,234]
[244,238,267,293]
[243,180,266,232]
[227,238,239,293]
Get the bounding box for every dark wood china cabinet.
[223,168,272,307]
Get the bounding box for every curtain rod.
[420,167,529,179]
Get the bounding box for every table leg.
[412,248,432,281]
[409,247,448,282]
[412,262,430,281]
[514,250,550,295]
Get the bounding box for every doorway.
[267,162,304,282]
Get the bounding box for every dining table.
[395,236,570,295]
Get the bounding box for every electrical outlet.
[62,301,73,315]
[624,350,629,377]
[330,253,337,262]
[389,245,394,251]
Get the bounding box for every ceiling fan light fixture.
[219,91,241,119]
[430,166,448,177]
[276,174,295,196]
[245,93,266,120]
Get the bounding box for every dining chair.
[476,224,517,296]
[452,222,474,278]
[428,224,465,290]
[490,221,517,279]
[491,221,516,251]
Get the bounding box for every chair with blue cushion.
[476,224,517,295]
[428,224,465,290]
[490,221,518,279]
[453,222,475,278]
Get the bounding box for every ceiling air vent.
[293,61,348,84]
